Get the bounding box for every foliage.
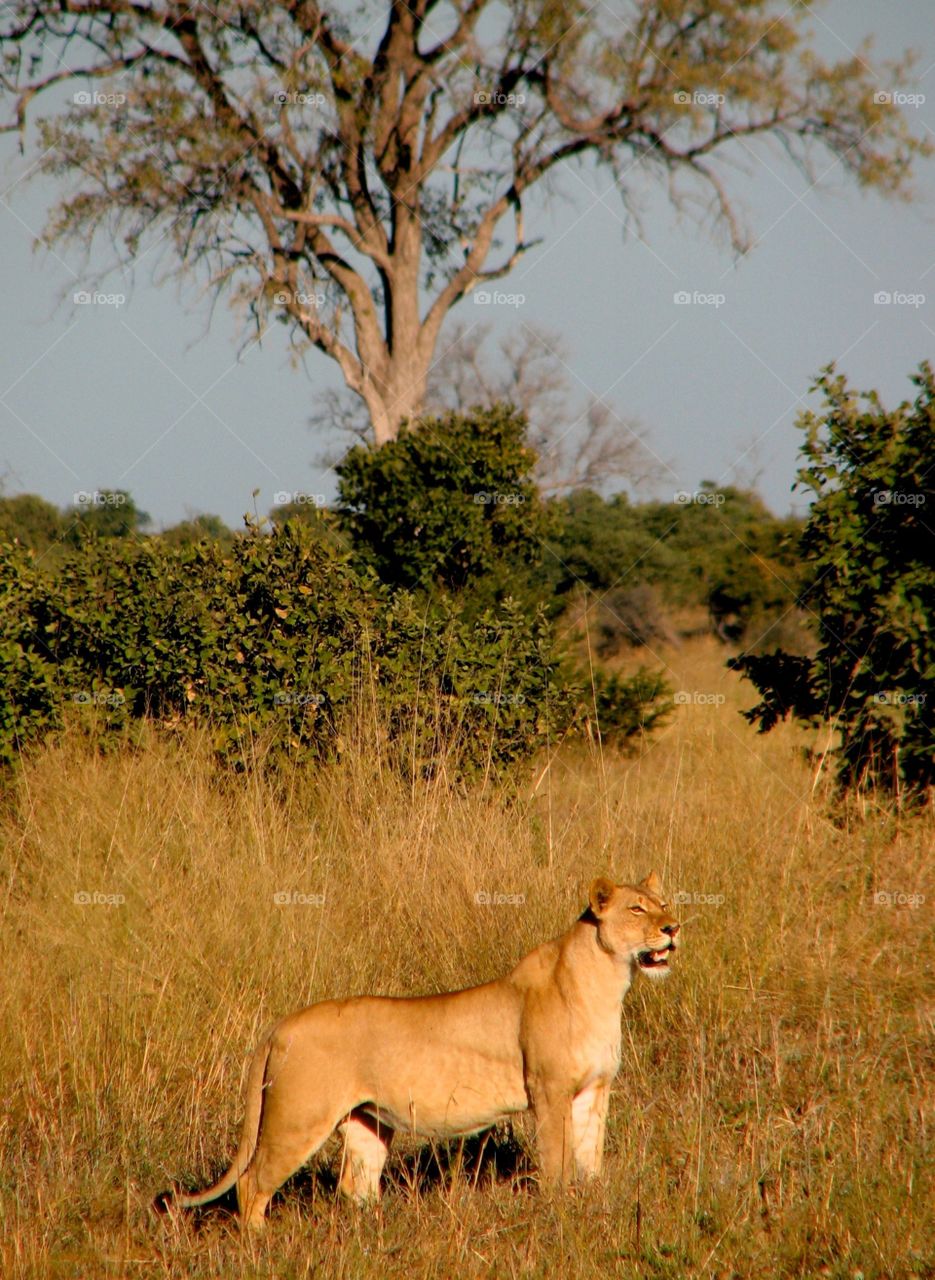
[268,500,348,553]
[729,365,935,797]
[0,492,66,552]
[0,547,61,767]
[0,489,156,556]
[548,486,808,646]
[584,667,675,748]
[0,522,593,778]
[65,489,150,541]
[159,513,233,547]
[336,406,555,604]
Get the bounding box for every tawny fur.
[160,873,680,1228]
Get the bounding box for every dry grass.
[0,640,931,1279]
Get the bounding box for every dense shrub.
[336,404,555,605]
[159,513,233,546]
[0,523,670,778]
[730,364,935,798]
[545,489,674,594]
[0,548,61,767]
[548,485,808,644]
[0,492,67,553]
[65,489,150,541]
[585,667,674,747]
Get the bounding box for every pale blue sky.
[2,1,934,529]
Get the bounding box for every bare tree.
[2,1,928,444]
[425,322,661,495]
[312,321,660,493]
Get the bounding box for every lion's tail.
[156,1030,272,1213]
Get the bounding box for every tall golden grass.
[0,640,930,1279]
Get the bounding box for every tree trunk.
[359,349,428,445]
[360,216,427,444]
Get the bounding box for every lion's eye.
[630,905,645,914]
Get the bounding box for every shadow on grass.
[386,1127,533,1198]
[153,1127,533,1230]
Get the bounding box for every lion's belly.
[360,1050,529,1137]
[351,1011,528,1137]
[284,988,529,1137]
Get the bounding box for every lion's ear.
[640,870,663,897]
[588,877,616,918]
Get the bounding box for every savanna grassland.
[0,640,931,1280]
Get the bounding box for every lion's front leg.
[571,1081,610,1179]
[529,1085,576,1186]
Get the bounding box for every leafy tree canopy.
[1,0,928,442]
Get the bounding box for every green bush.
[730,364,935,798]
[336,404,556,606]
[585,667,675,748]
[0,524,585,778]
[0,493,67,553]
[65,489,150,541]
[159,513,233,546]
[547,485,808,643]
[0,547,62,767]
[1,520,675,778]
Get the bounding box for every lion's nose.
[663,922,679,937]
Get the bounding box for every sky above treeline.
[2,0,934,530]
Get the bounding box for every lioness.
[160,873,679,1227]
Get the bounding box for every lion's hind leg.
[337,1110,393,1203]
[235,1027,358,1228]
[237,1108,347,1229]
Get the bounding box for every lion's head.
[586,872,680,979]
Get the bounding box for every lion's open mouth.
[637,948,671,970]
